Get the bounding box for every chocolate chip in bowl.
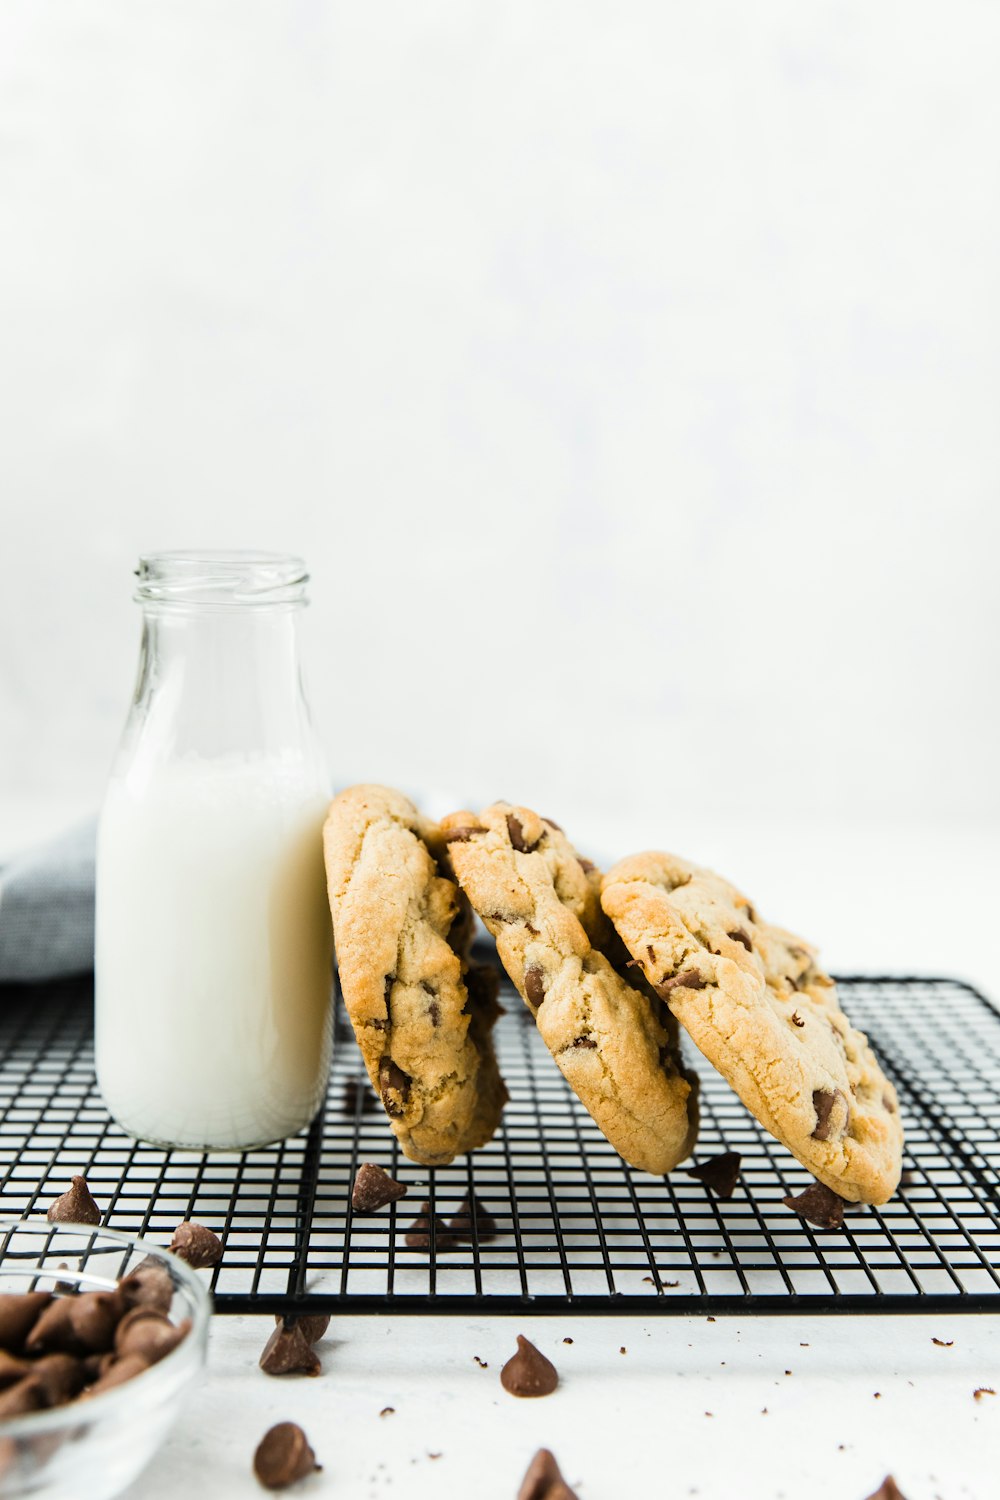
[0,1216,209,1500]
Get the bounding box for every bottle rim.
[134,550,309,608]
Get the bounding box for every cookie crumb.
[619,1346,627,1355]
[974,1386,995,1401]
[473,1356,488,1368]
[706,1316,716,1323]
[379,1407,395,1418]
[562,1337,573,1344]
[932,1338,953,1347]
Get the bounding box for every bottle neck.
[116,603,325,782]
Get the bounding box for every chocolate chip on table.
[46,1176,101,1226]
[115,1308,191,1365]
[506,814,539,854]
[685,1151,742,1199]
[352,1163,408,1214]
[273,1314,330,1347]
[253,1422,321,1490]
[168,1221,223,1269]
[782,1181,848,1230]
[863,1479,909,1500]
[0,1291,51,1351]
[259,1321,321,1378]
[378,1058,411,1119]
[404,1203,456,1252]
[500,1335,558,1398]
[517,1446,579,1500]
[811,1087,848,1142]
[447,1192,498,1243]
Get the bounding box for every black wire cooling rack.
[0,970,997,1316]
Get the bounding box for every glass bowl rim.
[0,1216,211,1439]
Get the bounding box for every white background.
[1,7,999,1497]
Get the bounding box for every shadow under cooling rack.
[0,972,997,1316]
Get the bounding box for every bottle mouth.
[135,551,309,608]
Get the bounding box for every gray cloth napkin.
[0,821,97,983]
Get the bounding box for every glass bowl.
[0,1217,209,1499]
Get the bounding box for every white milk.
[95,755,333,1150]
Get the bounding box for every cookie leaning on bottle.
[322,785,508,1166]
[441,803,699,1176]
[599,852,903,1204]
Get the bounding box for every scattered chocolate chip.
[473,1356,488,1368]
[379,1406,394,1417]
[253,1422,321,1490]
[32,1352,86,1406]
[259,1321,321,1378]
[782,1181,847,1230]
[790,1011,805,1027]
[655,969,705,996]
[0,1351,32,1392]
[274,1314,330,1347]
[811,1087,848,1141]
[405,1202,455,1251]
[352,1163,408,1214]
[115,1308,190,1365]
[517,1446,579,1500]
[168,1221,223,1269]
[500,1335,558,1398]
[0,1377,46,1419]
[0,1291,52,1351]
[562,1337,573,1344]
[619,1346,626,1355]
[67,1292,120,1353]
[686,1151,742,1199]
[341,1077,376,1115]
[442,825,481,843]
[727,929,752,951]
[26,1298,81,1356]
[864,1479,908,1500]
[378,1058,411,1119]
[46,1176,101,1226]
[447,1193,498,1242]
[83,1353,150,1398]
[524,965,546,1008]
[119,1257,174,1315]
[974,1386,996,1400]
[506,814,539,853]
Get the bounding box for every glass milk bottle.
[95,551,333,1150]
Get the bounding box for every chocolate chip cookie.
[441,804,699,1175]
[323,785,507,1166]
[600,852,903,1203]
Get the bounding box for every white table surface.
[1,799,997,1499]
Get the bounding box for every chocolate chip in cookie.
[655,969,706,996]
[378,1058,411,1118]
[811,1087,848,1142]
